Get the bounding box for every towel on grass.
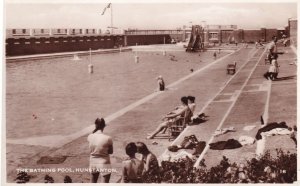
[209,139,242,150]
[213,127,236,136]
[238,136,255,146]
[255,122,288,140]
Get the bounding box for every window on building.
[12,29,16,34]
[209,33,219,39]
[58,29,61,33]
[22,29,26,34]
[65,29,67,33]
[79,29,82,34]
[72,29,75,34]
[93,29,95,34]
[41,29,44,33]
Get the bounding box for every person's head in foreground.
[181,96,188,106]
[126,142,138,158]
[93,118,106,133]
[187,96,195,104]
[136,142,150,156]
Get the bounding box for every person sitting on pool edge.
[146,96,192,139]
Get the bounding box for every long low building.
[5,34,172,56]
[5,20,296,56]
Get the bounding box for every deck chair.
[168,107,192,141]
[227,62,237,75]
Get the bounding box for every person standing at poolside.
[267,36,278,63]
[264,54,280,80]
[88,118,113,183]
[213,51,217,59]
[264,36,282,80]
[157,75,165,91]
[269,54,280,80]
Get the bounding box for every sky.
[4,0,298,30]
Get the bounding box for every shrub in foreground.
[144,149,297,183]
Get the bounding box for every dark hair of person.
[64,175,72,183]
[125,142,137,157]
[180,96,188,105]
[187,96,195,103]
[136,142,150,155]
[279,121,287,127]
[93,118,106,133]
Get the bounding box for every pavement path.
[193,45,297,168]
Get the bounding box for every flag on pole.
[101,3,111,15]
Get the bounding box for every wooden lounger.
[227,62,237,75]
[168,109,191,141]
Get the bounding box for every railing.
[125,30,184,35]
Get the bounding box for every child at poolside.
[157,75,165,91]
[213,52,217,59]
[264,54,279,80]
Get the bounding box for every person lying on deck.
[146,96,192,139]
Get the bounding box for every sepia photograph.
[2,0,298,184]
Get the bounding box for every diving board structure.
[186,25,205,52]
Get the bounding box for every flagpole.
[89,48,92,64]
[111,4,113,34]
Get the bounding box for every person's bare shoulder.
[102,133,113,143]
[122,159,132,167]
[87,133,93,142]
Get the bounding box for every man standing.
[267,36,278,63]
[157,75,165,91]
[88,118,113,183]
[264,36,282,80]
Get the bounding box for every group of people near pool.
[87,95,197,183]
[146,96,196,139]
[264,36,283,81]
[87,118,159,183]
